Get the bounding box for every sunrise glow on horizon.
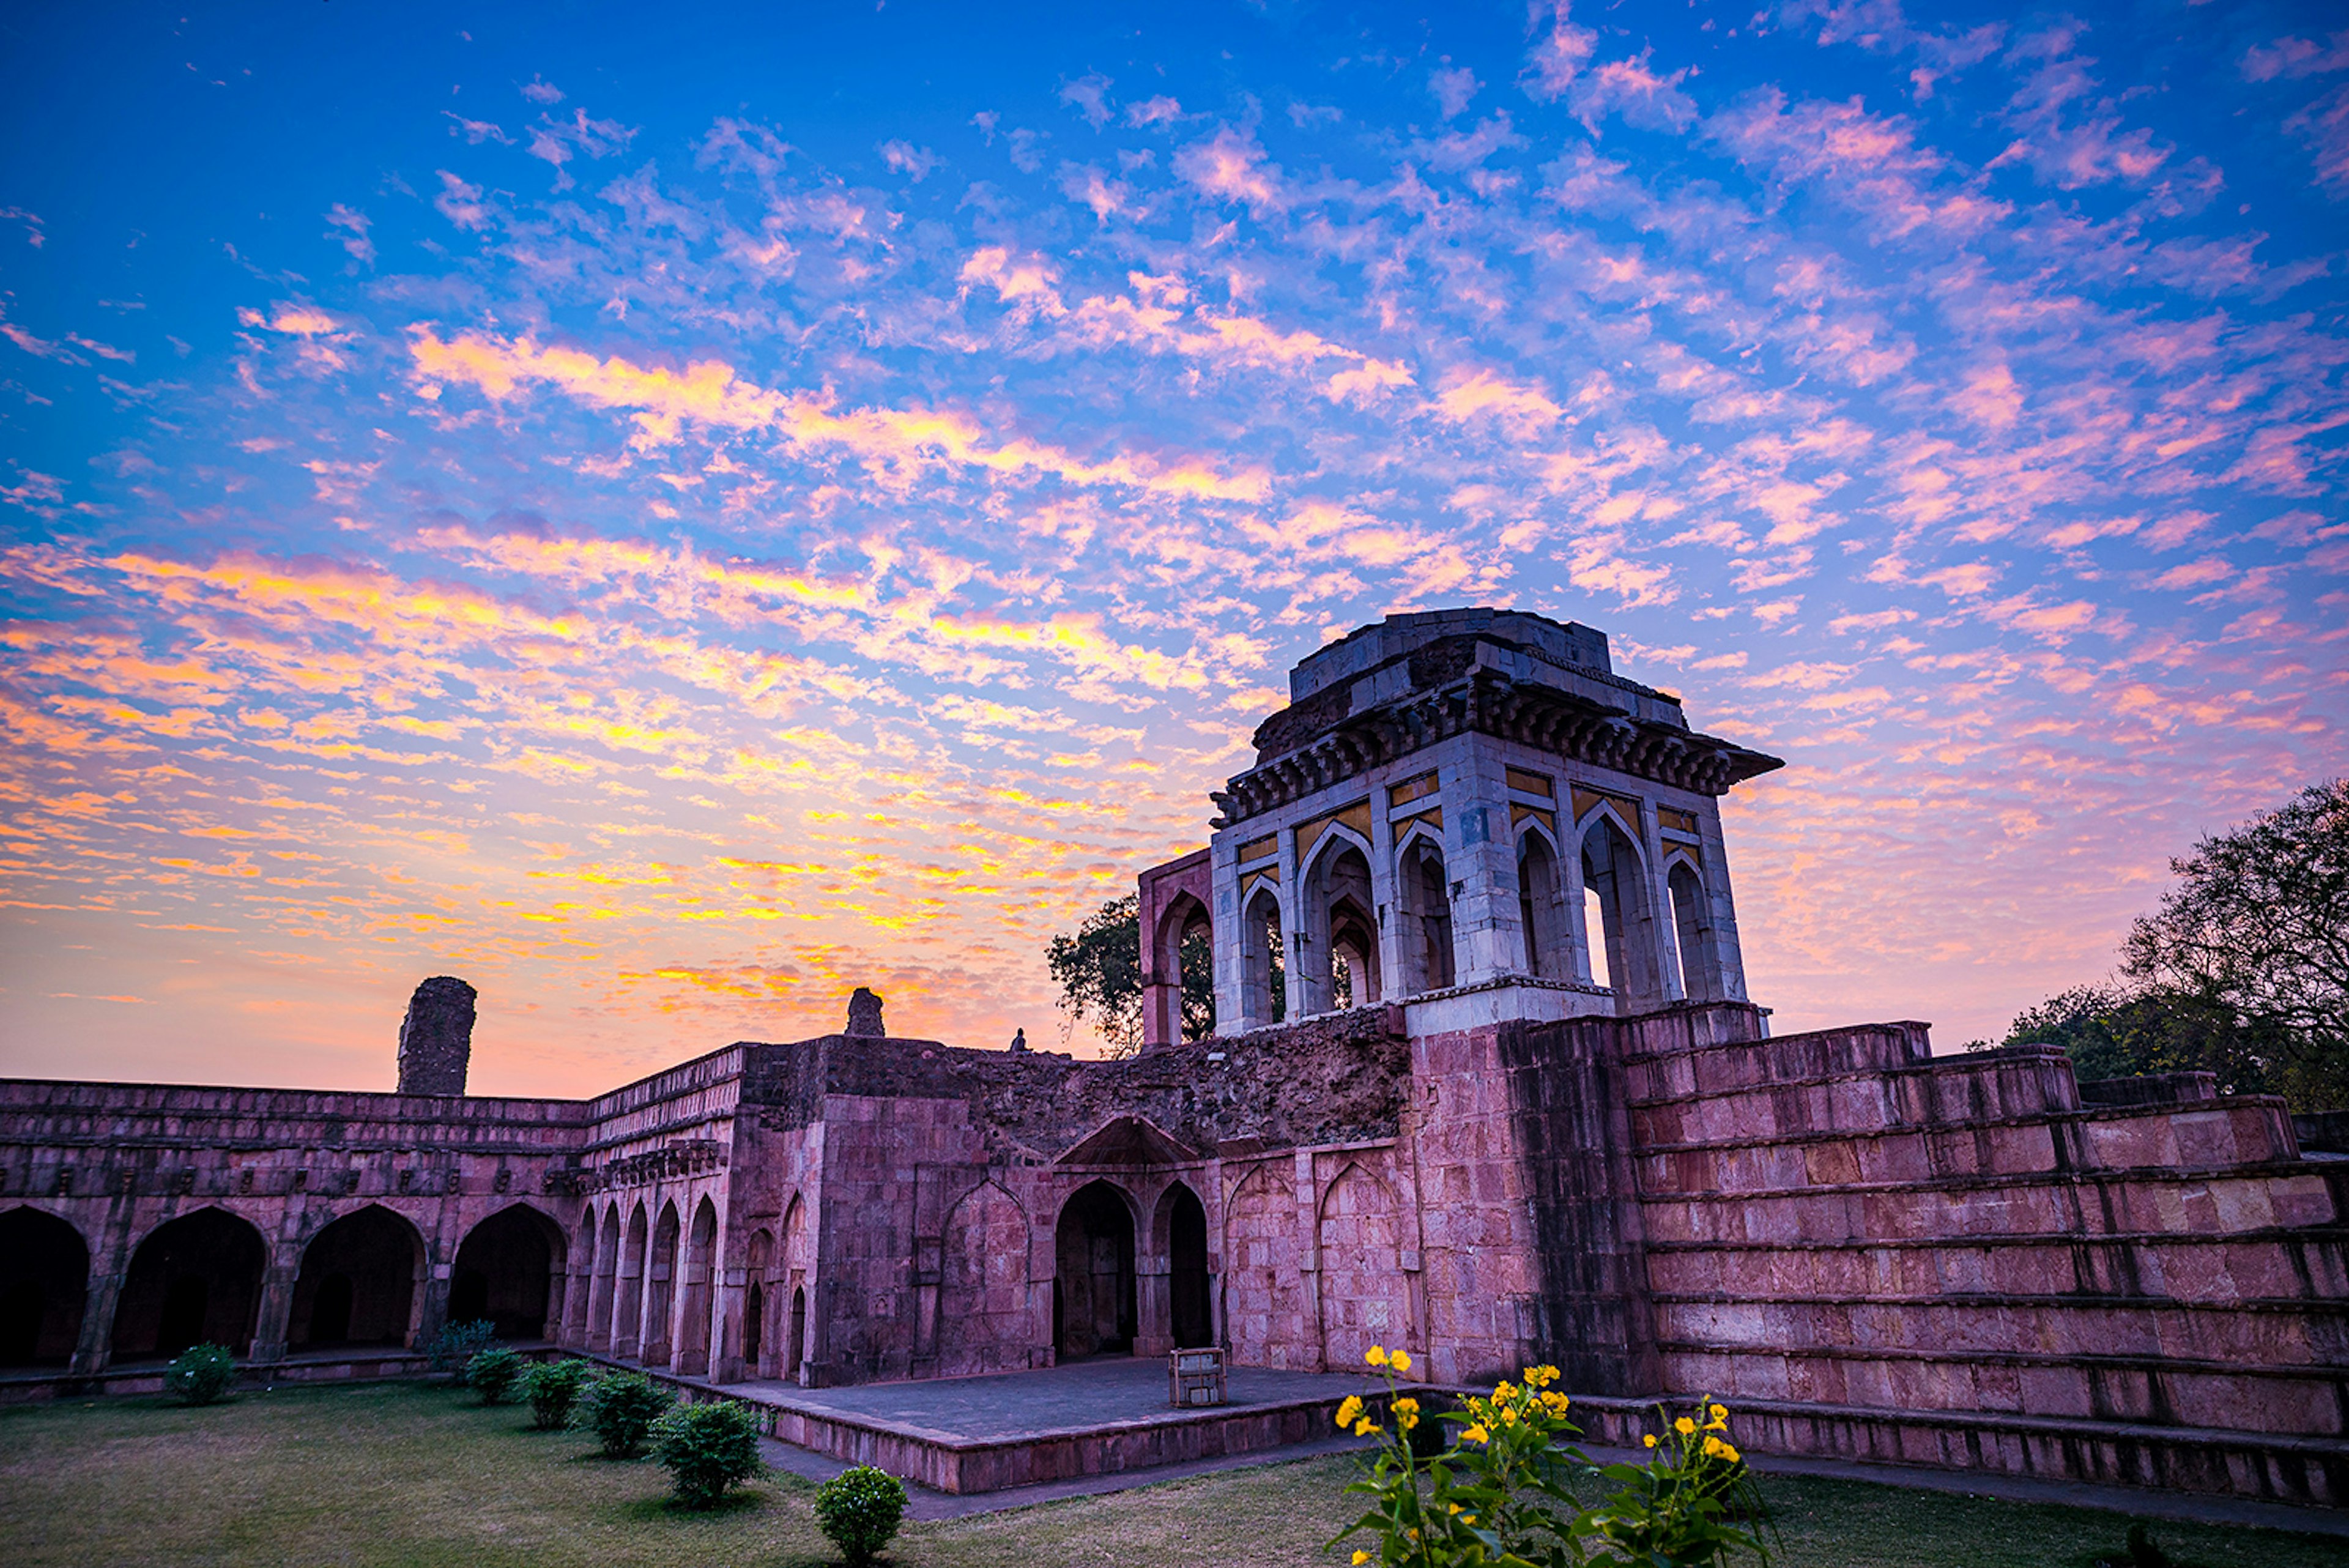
[1,1,2343,1098]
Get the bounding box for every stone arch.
[1053,1179,1137,1360]
[787,1285,808,1382]
[744,1228,773,1376]
[675,1197,718,1375]
[590,1202,622,1351]
[1239,881,1286,1028]
[1580,807,1665,1008]
[1515,823,1573,980]
[1222,1161,1308,1370]
[1396,827,1457,994]
[643,1200,682,1365]
[1317,1161,1411,1372]
[450,1203,565,1340]
[1151,1180,1213,1350]
[289,1205,423,1350]
[939,1180,1031,1376]
[113,1206,268,1359]
[1667,855,1721,1002]
[1299,829,1380,1014]
[1152,889,1216,1042]
[614,1202,648,1356]
[0,1205,89,1367]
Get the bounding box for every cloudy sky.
[1,0,2342,1096]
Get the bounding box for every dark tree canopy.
[1045,895,1217,1057]
[1996,781,2348,1112]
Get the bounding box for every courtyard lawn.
[0,1381,2337,1568]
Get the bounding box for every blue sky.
[1,0,2343,1094]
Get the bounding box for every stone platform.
[721,1356,1390,1495]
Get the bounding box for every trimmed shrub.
[466,1345,524,1405]
[578,1370,672,1458]
[651,1398,764,1508]
[164,1343,237,1405]
[427,1318,497,1377]
[815,1465,907,1567]
[521,1358,590,1430]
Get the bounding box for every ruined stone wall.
[1603,1005,2349,1506]
[0,1078,588,1384]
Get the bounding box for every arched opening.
[1239,884,1286,1027]
[289,1206,420,1350]
[1669,860,1719,1001]
[1582,811,1664,1008]
[1165,1183,1212,1350]
[1154,893,1217,1042]
[675,1198,718,1374]
[614,1203,648,1356]
[1517,831,1572,979]
[1222,1162,1307,1369]
[113,1208,267,1359]
[787,1285,807,1381]
[1318,1163,1411,1370]
[1053,1180,1137,1360]
[642,1202,681,1365]
[1398,834,1455,994]
[0,1208,89,1367]
[450,1205,563,1340]
[1301,837,1379,1015]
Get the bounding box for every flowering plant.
[1330,1347,1769,1568]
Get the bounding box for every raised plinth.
[732,1356,1387,1494]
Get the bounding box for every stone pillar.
[396,977,476,1097]
[1445,746,1524,987]
[250,1236,300,1365]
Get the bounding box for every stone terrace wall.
[0,1079,589,1378]
[1611,1008,2349,1505]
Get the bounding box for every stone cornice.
[1211,669,1783,828]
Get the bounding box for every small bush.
[521,1358,590,1430]
[815,1465,907,1567]
[163,1343,237,1405]
[427,1318,497,1377]
[466,1345,524,1405]
[651,1398,765,1508]
[578,1370,672,1458]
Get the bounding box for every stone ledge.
[1642,1229,2349,1253]
[1654,1338,2347,1381]
[1634,1163,2340,1200]
[1648,1288,2349,1317]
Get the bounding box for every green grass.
[0,1381,2337,1567]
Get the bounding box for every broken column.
[396,976,477,1096]
[844,987,886,1037]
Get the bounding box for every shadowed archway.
[113,1208,267,1359]
[290,1205,421,1350]
[0,1207,89,1367]
[450,1204,565,1340]
[1053,1180,1137,1360]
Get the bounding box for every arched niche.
[113,1207,267,1359]
[939,1180,1030,1376]
[642,1201,682,1365]
[1299,832,1380,1014]
[1516,826,1573,980]
[1053,1180,1137,1360]
[675,1197,718,1375]
[1152,890,1216,1042]
[289,1205,423,1350]
[1397,829,1457,994]
[1668,856,1723,1001]
[613,1203,649,1354]
[1238,882,1286,1027]
[0,1206,89,1367]
[450,1203,565,1340]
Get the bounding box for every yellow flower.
[1674,1416,1696,1436]
[1353,1553,1370,1566]
[1702,1435,1726,1459]
[1335,1395,1363,1429]
[1462,1515,1476,1526]
[1709,1403,1727,1421]
[1449,1503,1463,1515]
[1493,1381,1518,1403]
[1353,1417,1377,1437]
[1390,1350,1413,1375]
[1463,1422,1490,1444]
[1367,1345,1390,1367]
[1643,1434,1658,1449]
[1397,1411,1419,1432]
[1393,1397,1419,1414]
[1719,1440,1740,1462]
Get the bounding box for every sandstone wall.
[1594,1005,2349,1505]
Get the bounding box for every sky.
[0,0,2343,1098]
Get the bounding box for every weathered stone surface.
[844,987,886,1038]
[396,976,476,1096]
